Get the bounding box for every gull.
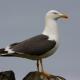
[0,10,68,76]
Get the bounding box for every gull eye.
[53,12,58,14]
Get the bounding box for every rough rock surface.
[0,70,15,80]
[23,71,66,80]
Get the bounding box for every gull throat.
[42,18,59,41]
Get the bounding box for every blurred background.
[0,0,79,80]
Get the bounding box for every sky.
[0,0,80,80]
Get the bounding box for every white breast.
[41,18,59,58]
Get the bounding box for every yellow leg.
[37,59,49,78]
[40,59,44,72]
[39,59,50,79]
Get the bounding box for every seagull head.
[46,10,68,20]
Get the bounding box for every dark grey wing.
[10,34,56,56]
[10,42,20,47]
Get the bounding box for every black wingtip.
[0,48,7,53]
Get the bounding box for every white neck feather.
[42,17,59,41]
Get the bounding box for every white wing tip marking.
[5,45,15,54]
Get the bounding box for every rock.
[0,70,15,80]
[23,71,66,80]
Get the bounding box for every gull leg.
[40,59,50,80]
[40,59,44,72]
[37,59,40,72]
